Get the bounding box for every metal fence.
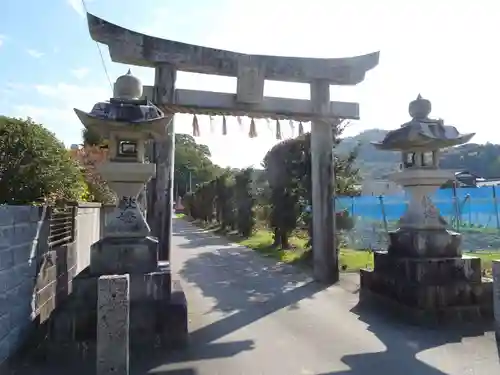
[336,186,500,252]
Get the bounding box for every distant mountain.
[337,129,500,180]
[337,129,399,179]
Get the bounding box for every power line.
[80,0,113,93]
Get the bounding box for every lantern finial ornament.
[113,69,143,100]
[408,94,431,120]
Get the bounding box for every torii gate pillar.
[310,80,337,282]
[151,64,176,261]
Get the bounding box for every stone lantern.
[75,70,168,273]
[360,95,493,323]
[71,71,186,358]
[375,95,475,234]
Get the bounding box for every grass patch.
[175,213,186,219]
[185,217,498,274]
[339,249,373,272]
[465,252,499,277]
[231,229,374,271]
[190,219,373,272]
[236,229,308,264]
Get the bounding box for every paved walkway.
[13,218,500,374]
[148,219,500,374]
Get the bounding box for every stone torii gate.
[85,12,379,283]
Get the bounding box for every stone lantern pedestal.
[359,96,494,324]
[91,162,159,275]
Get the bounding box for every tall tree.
[263,120,360,248]
[82,127,104,147]
[174,134,222,197]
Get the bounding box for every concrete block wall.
[0,206,41,364]
[75,203,101,274]
[0,203,102,365]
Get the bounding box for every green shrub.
[0,116,86,204]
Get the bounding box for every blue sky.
[2,1,500,168]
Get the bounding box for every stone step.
[360,268,492,309]
[373,251,482,284]
[387,228,462,258]
[359,285,494,325]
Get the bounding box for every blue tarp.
[307,186,500,226]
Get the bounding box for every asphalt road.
[147,219,500,375]
[12,218,500,374]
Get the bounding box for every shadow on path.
[316,301,496,375]
[172,223,238,250]
[178,230,326,344]
[175,219,500,374]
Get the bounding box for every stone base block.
[130,261,171,302]
[72,262,171,308]
[158,279,189,349]
[388,228,462,258]
[373,251,482,284]
[359,285,493,326]
[49,275,188,351]
[90,236,158,275]
[72,273,98,309]
[129,280,188,350]
[360,268,493,324]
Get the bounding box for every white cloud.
[35,82,109,104]
[198,0,500,147]
[0,34,10,48]
[20,79,275,167]
[6,82,26,91]
[8,82,111,146]
[71,67,90,80]
[10,104,84,146]
[67,0,96,17]
[26,49,44,58]
[0,83,27,98]
[24,0,498,169]
[67,0,85,17]
[140,6,169,37]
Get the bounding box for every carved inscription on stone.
[237,62,265,104]
[120,196,137,209]
[117,197,137,224]
[104,196,149,237]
